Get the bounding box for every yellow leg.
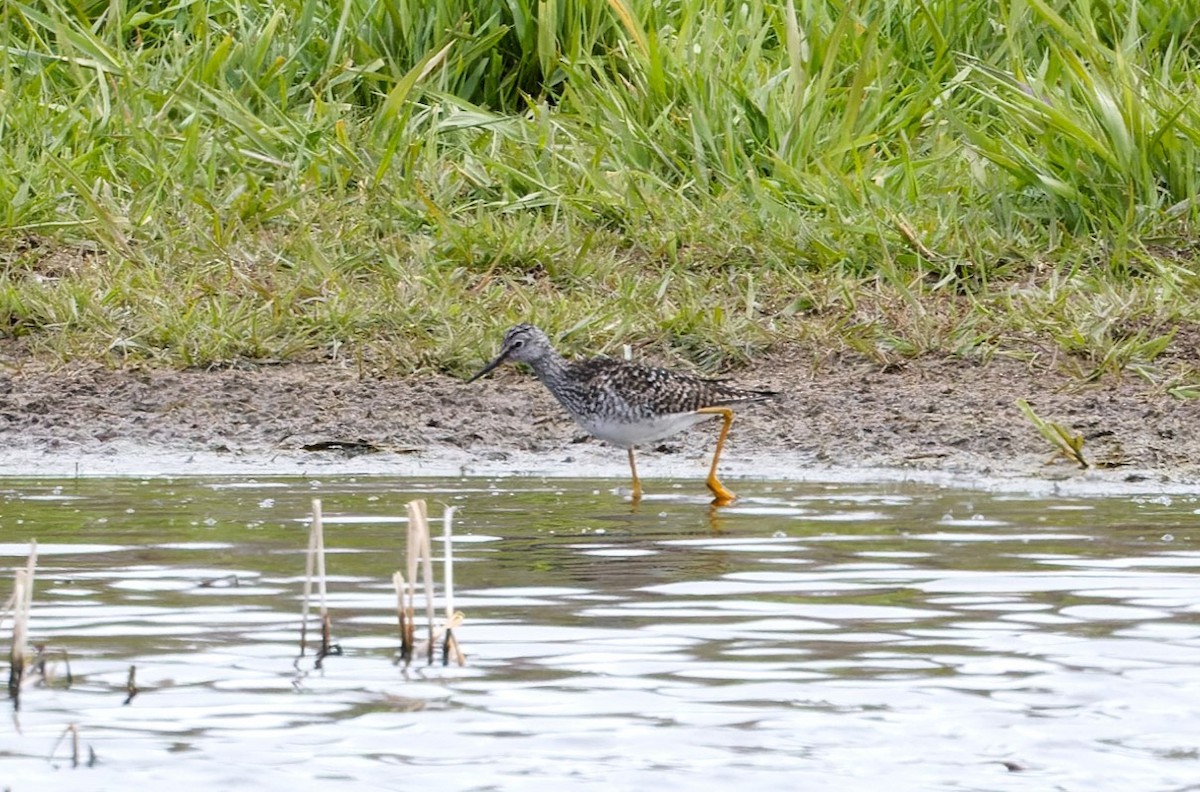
[627,447,643,502]
[696,406,737,506]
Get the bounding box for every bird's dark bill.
[466,350,510,383]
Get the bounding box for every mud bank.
[2,352,1199,496]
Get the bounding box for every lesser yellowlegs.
[466,324,776,505]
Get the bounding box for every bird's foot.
[707,478,737,507]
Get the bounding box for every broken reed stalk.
[403,500,437,666]
[49,723,82,768]
[418,508,436,665]
[33,645,73,688]
[442,507,465,667]
[393,571,409,660]
[123,664,138,706]
[300,504,316,655]
[299,499,333,659]
[397,501,465,668]
[7,541,37,710]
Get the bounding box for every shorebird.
[466,324,776,505]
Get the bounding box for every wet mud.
[2,351,1198,492]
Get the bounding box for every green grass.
[1,0,1199,391]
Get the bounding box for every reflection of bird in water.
[467,324,776,505]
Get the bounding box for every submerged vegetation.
[0,0,1198,387]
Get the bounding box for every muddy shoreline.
[2,352,1199,495]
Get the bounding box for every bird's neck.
[528,350,570,388]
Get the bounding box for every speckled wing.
[567,357,776,416]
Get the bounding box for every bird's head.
[466,324,552,382]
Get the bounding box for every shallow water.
[2,476,1199,791]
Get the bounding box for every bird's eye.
[511,339,525,349]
